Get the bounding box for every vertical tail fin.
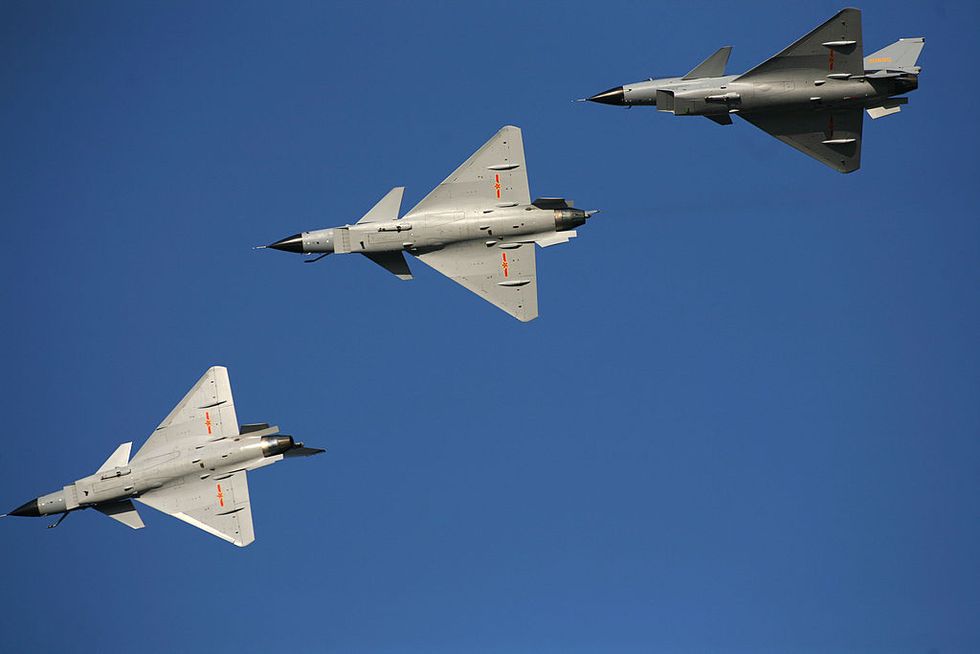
[864,37,924,73]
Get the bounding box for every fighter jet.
[584,8,923,173]
[261,126,597,321]
[5,366,322,547]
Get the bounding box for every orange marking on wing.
[828,49,835,71]
[216,483,224,507]
[501,252,509,277]
[494,173,501,199]
[204,411,212,435]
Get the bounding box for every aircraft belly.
[740,79,877,113]
[366,232,405,248]
[432,219,462,241]
[483,210,553,239]
[84,468,139,503]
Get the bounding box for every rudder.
[864,37,924,73]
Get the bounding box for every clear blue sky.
[2,2,977,652]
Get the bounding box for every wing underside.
[404,126,531,217]
[738,8,864,80]
[414,240,538,321]
[133,367,240,462]
[137,470,255,547]
[740,108,863,173]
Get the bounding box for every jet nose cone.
[9,498,40,517]
[587,86,626,106]
[267,233,305,253]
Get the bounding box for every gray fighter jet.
[585,8,923,172]
[262,126,596,321]
[5,366,322,547]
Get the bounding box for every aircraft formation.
[6,8,924,545]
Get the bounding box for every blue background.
[2,2,977,652]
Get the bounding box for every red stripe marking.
[205,411,212,435]
[828,49,835,71]
[501,252,509,277]
[494,173,501,199]
[216,483,224,507]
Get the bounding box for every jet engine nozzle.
[260,435,296,458]
[554,208,590,232]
